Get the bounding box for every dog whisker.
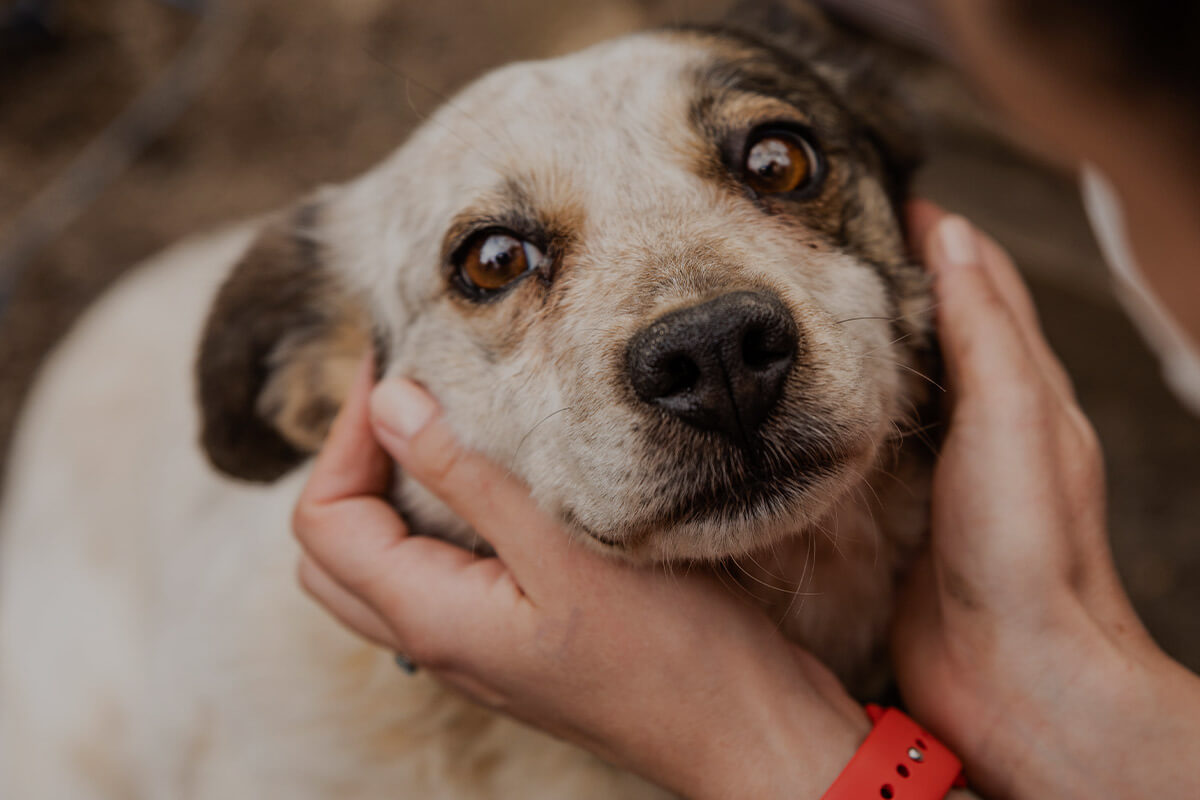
[729,555,794,594]
[740,550,793,586]
[833,300,940,327]
[834,314,895,324]
[860,353,947,394]
[509,406,572,471]
[857,330,915,358]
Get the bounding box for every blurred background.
[1,0,1197,667]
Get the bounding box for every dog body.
[0,224,670,799]
[1,18,935,798]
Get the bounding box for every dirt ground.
[2,0,1197,669]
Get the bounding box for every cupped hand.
[894,201,1200,799]
[292,359,870,800]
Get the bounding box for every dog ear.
[196,192,374,482]
[724,0,923,199]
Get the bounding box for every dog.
[0,3,938,797]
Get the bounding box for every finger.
[298,355,392,506]
[909,201,1040,332]
[300,449,528,662]
[317,533,527,667]
[294,485,414,598]
[972,233,1076,399]
[905,197,947,261]
[908,201,1070,397]
[293,356,411,577]
[292,365,540,661]
[924,215,1076,402]
[925,214,1041,398]
[367,378,577,580]
[973,235,1040,332]
[298,555,401,650]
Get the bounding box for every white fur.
[0,226,667,798]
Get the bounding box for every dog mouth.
[565,428,865,558]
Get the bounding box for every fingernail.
[935,215,979,268]
[371,379,438,439]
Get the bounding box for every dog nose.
[627,291,799,443]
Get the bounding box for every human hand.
[292,359,870,800]
[894,201,1200,798]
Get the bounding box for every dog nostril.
[626,290,799,442]
[658,354,700,397]
[741,323,793,370]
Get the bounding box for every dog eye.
[458,230,545,293]
[742,129,819,195]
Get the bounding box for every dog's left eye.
[457,230,545,294]
[741,128,820,196]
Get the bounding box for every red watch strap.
[821,705,965,800]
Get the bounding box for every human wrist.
[1041,642,1200,798]
[682,660,870,800]
[701,709,868,800]
[959,602,1177,798]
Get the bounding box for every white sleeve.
[1082,164,1200,416]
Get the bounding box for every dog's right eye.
[456,230,545,295]
[740,126,822,197]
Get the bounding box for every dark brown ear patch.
[196,199,371,482]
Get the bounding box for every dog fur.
[0,8,937,798]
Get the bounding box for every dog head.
[197,10,934,563]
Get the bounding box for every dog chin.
[567,445,875,564]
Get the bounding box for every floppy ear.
[724,0,923,200]
[196,192,374,482]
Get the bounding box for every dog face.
[198,21,935,563]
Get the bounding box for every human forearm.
[990,636,1200,799]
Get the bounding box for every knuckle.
[415,428,468,486]
[946,272,1008,322]
[1046,406,1107,506]
[967,370,1046,426]
[337,558,384,599]
[1018,389,1057,427]
[290,501,320,544]
[948,318,1030,386]
[296,560,320,599]
[1070,414,1106,480]
[1074,417,1103,460]
[400,629,449,671]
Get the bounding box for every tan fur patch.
[258,295,371,453]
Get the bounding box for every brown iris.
[743,131,815,195]
[459,231,541,292]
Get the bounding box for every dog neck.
[727,457,930,695]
